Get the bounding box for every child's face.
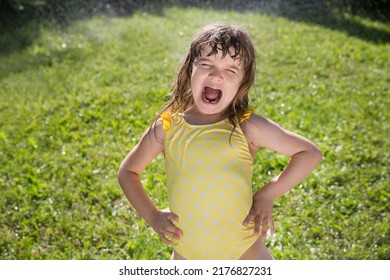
[190,46,243,116]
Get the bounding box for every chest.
[165,120,253,172]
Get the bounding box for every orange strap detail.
[239,107,255,123]
[160,111,172,133]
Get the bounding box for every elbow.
[117,164,124,178]
[117,167,130,191]
[311,145,323,166]
[117,167,124,184]
[117,166,139,182]
[117,165,128,183]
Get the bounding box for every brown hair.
[158,24,256,129]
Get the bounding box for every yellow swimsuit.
[161,110,257,259]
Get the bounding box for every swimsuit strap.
[160,111,172,133]
[239,107,255,123]
[160,107,254,132]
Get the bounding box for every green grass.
[0,5,389,260]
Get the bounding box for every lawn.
[0,2,389,260]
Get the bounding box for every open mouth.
[202,86,222,104]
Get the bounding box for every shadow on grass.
[0,0,389,56]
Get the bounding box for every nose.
[208,68,222,82]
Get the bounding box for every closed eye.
[194,60,211,68]
[226,69,237,75]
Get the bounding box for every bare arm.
[249,114,322,199]
[243,114,322,237]
[117,120,183,244]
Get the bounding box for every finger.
[253,217,261,236]
[163,224,183,239]
[261,216,268,239]
[268,216,275,235]
[164,212,183,237]
[159,232,173,246]
[160,226,182,244]
[163,231,181,242]
[243,210,255,226]
[167,212,180,224]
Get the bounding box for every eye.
[226,69,237,75]
[194,59,212,68]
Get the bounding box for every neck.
[184,107,226,125]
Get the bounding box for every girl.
[118,24,322,260]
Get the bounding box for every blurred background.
[0,0,389,260]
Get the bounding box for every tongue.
[204,87,221,102]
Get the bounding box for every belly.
[168,181,257,259]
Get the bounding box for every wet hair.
[157,23,256,130]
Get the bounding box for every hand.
[243,191,275,239]
[150,209,183,246]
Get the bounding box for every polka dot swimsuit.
[162,111,258,259]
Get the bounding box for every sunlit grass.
[0,6,389,260]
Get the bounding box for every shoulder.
[241,113,275,133]
[241,113,286,148]
[119,118,165,175]
[149,117,166,145]
[136,116,166,151]
[242,113,320,157]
